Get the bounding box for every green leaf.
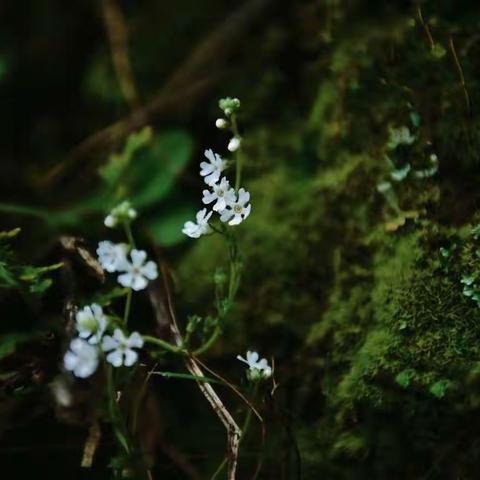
[429,379,451,399]
[148,200,197,246]
[395,369,416,388]
[129,130,193,208]
[99,127,153,188]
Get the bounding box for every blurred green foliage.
[3,0,480,478]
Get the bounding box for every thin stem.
[195,232,240,356]
[123,288,132,325]
[142,335,185,355]
[123,221,136,248]
[231,114,243,191]
[194,326,222,356]
[106,365,131,456]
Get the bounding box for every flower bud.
[215,118,228,129]
[228,137,241,152]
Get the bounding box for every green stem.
[193,326,222,356]
[142,335,185,355]
[123,222,136,248]
[106,365,131,456]
[231,114,243,191]
[195,233,241,356]
[123,289,133,326]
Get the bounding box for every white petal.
[102,335,118,352]
[118,272,134,288]
[91,304,103,319]
[131,274,148,291]
[237,188,250,205]
[196,208,208,222]
[183,223,201,238]
[205,171,220,186]
[204,149,216,163]
[246,351,259,365]
[228,214,243,226]
[141,261,158,280]
[213,197,226,212]
[123,349,138,367]
[127,331,144,349]
[130,249,147,267]
[200,162,214,176]
[224,189,236,206]
[202,190,217,204]
[220,209,233,223]
[63,351,78,371]
[75,357,98,378]
[107,350,123,367]
[69,338,86,354]
[243,204,251,220]
[257,358,269,370]
[113,328,126,342]
[237,355,248,365]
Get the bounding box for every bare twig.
[81,421,101,467]
[415,4,435,50]
[157,262,242,479]
[101,0,139,109]
[60,236,105,282]
[448,34,471,113]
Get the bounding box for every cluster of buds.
[216,97,242,152]
[104,200,137,228]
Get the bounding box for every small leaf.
[148,201,197,246]
[429,379,451,398]
[130,131,193,208]
[395,369,416,388]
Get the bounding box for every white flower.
[64,338,99,378]
[182,208,213,238]
[227,137,241,152]
[104,201,137,228]
[215,118,228,129]
[117,249,158,291]
[200,149,227,185]
[102,328,144,367]
[202,177,236,212]
[219,188,251,226]
[237,350,272,379]
[76,303,108,345]
[97,241,128,273]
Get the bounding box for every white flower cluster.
[237,350,272,381]
[63,304,144,378]
[96,243,158,292]
[182,98,251,239]
[98,203,158,290]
